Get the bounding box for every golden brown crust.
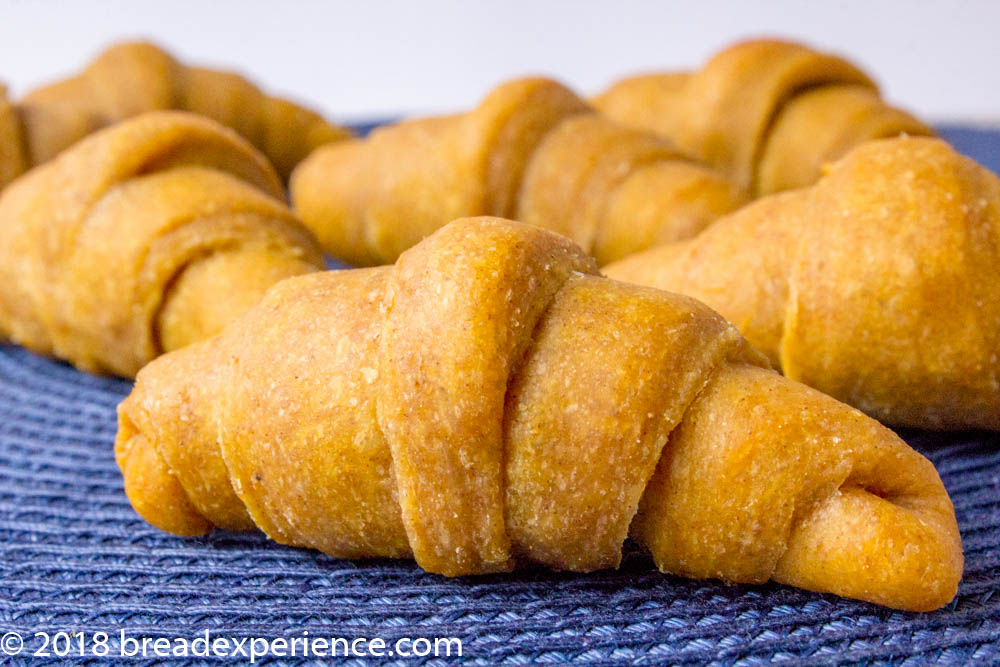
[378,221,598,575]
[291,78,746,266]
[475,77,593,218]
[117,217,962,611]
[514,114,682,258]
[0,111,322,375]
[12,41,350,181]
[591,72,691,146]
[756,84,933,193]
[634,362,963,611]
[605,136,1000,430]
[595,39,932,195]
[0,85,28,190]
[117,342,247,535]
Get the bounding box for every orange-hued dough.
[117,217,962,612]
[291,78,746,266]
[0,111,322,376]
[605,136,1000,430]
[0,86,28,190]
[1,41,350,187]
[594,39,932,195]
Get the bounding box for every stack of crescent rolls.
[6,36,995,613]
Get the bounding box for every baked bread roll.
[594,39,932,195]
[116,217,962,612]
[605,136,1000,430]
[2,40,350,186]
[291,78,746,266]
[0,111,323,376]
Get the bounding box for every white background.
[0,0,997,124]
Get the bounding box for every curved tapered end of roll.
[290,138,380,266]
[634,363,963,612]
[116,335,256,535]
[257,96,354,181]
[115,412,212,537]
[773,486,962,612]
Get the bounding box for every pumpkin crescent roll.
[115,217,962,612]
[605,136,1000,430]
[290,77,747,266]
[2,40,351,187]
[593,38,933,195]
[0,111,323,376]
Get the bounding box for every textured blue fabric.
[1,127,999,666]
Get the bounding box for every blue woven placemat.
[1,127,999,666]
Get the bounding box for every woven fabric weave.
[1,126,999,666]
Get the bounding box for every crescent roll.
[2,41,350,187]
[291,77,747,266]
[0,111,322,376]
[117,217,962,612]
[594,39,932,195]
